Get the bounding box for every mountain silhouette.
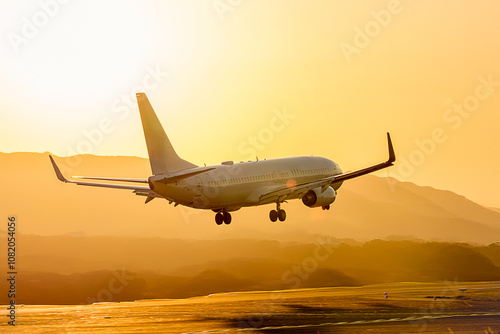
[1,152,498,244]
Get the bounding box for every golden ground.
[1,281,499,333]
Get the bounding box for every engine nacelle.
[301,186,336,208]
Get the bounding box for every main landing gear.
[215,211,231,225]
[269,201,286,222]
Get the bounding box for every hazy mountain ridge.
[489,207,500,214]
[1,152,500,244]
[1,237,499,305]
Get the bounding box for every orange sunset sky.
[1,0,499,208]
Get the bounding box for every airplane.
[49,93,396,225]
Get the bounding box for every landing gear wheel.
[215,212,224,225]
[223,212,232,225]
[278,209,286,222]
[322,205,330,210]
[269,210,278,222]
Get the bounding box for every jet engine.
[301,186,336,208]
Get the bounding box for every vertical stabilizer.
[136,93,197,175]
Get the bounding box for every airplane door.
[273,170,284,183]
[195,176,202,196]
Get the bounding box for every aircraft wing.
[258,133,395,204]
[49,156,162,202]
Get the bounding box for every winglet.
[387,132,396,164]
[49,155,68,182]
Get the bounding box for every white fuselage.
[49,93,395,224]
[151,156,343,210]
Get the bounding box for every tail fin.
[136,93,197,175]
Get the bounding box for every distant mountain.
[1,237,499,304]
[489,207,500,214]
[1,152,499,244]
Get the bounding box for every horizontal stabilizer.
[149,167,216,184]
[49,155,155,193]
